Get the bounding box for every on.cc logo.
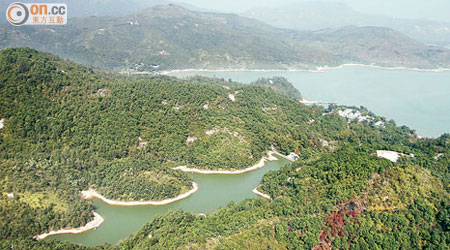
[6,2,29,26]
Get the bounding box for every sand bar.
[81,182,199,206]
[173,151,281,175]
[35,212,104,241]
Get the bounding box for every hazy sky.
[182,0,450,23]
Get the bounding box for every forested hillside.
[1,48,449,249]
[117,137,449,249]
[252,77,302,100]
[0,48,338,248]
[1,5,450,71]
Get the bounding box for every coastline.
[172,151,281,175]
[156,63,450,75]
[35,212,104,241]
[81,182,199,206]
[252,187,271,200]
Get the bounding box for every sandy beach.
[252,187,271,200]
[81,182,199,206]
[172,151,282,175]
[35,212,104,241]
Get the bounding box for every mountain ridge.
[1,5,450,71]
[244,2,450,49]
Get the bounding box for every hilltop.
[1,5,450,71]
[252,77,302,100]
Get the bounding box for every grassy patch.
[19,191,69,213]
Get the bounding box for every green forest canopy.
[0,48,448,249]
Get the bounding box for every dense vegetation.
[0,47,336,248]
[115,132,450,250]
[252,77,302,100]
[1,5,450,71]
[1,48,449,249]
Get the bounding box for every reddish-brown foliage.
[313,200,365,250]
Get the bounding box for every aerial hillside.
[252,77,302,100]
[1,5,449,71]
[0,47,347,248]
[1,48,449,249]
[117,137,450,249]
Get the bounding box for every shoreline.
[81,182,199,206]
[252,187,271,200]
[172,151,281,175]
[155,64,450,75]
[35,212,104,241]
[36,150,292,240]
[315,63,450,73]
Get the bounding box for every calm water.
[48,66,449,246]
[169,66,450,138]
[49,158,290,246]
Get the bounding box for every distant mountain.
[1,5,449,71]
[0,0,204,21]
[244,2,450,48]
[0,5,334,71]
[294,26,450,69]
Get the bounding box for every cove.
[48,157,291,246]
[167,66,450,138]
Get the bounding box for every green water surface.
[49,158,290,246]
